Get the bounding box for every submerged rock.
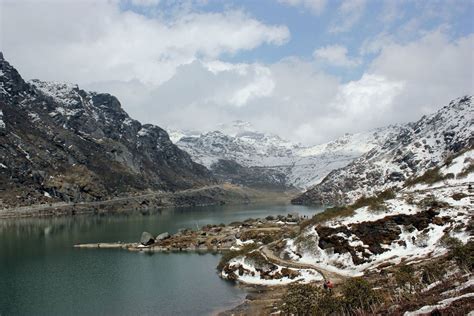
[140,232,155,246]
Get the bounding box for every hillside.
[292,96,473,205]
[171,121,401,190]
[0,53,214,209]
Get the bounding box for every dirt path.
[259,244,347,284]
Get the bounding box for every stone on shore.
[156,232,170,241]
[140,231,155,246]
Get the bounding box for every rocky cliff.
[0,53,213,208]
[292,96,473,205]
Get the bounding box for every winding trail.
[259,244,347,284]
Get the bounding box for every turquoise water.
[0,203,323,315]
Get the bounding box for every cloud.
[369,30,474,119]
[277,0,327,15]
[130,0,160,7]
[2,1,472,146]
[329,0,367,33]
[313,44,361,67]
[1,0,289,85]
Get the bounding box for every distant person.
[323,280,334,292]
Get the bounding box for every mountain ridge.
[170,121,403,190]
[0,53,214,209]
[292,95,473,205]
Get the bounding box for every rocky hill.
[171,122,401,190]
[0,53,214,208]
[292,96,473,205]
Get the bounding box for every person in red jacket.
[323,280,334,292]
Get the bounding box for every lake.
[0,203,323,315]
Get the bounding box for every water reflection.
[0,203,324,315]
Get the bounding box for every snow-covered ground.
[281,150,473,277]
[169,121,401,189]
[221,251,323,285]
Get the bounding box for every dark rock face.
[0,54,214,208]
[292,96,473,205]
[210,159,289,190]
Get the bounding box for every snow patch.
[404,293,474,316]
[222,254,323,285]
[0,109,5,130]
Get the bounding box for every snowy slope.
[171,121,401,189]
[293,96,473,205]
[284,149,473,277]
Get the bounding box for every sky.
[1,0,473,144]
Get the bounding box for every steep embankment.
[0,53,214,210]
[292,96,473,205]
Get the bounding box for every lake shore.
[0,184,299,219]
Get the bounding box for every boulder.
[156,232,170,241]
[140,231,155,246]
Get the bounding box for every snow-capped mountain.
[170,121,402,189]
[292,95,473,205]
[0,53,213,208]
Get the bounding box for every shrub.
[421,261,446,284]
[281,283,343,315]
[404,194,416,205]
[448,240,474,271]
[300,189,397,228]
[261,235,274,244]
[245,251,269,267]
[216,244,258,270]
[340,278,380,312]
[405,168,445,187]
[417,195,449,209]
[394,265,418,293]
[440,235,462,248]
[457,162,474,179]
[452,192,468,201]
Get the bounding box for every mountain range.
[170,122,402,190]
[1,51,472,213]
[293,95,473,205]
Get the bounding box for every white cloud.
[2,1,472,146]
[84,30,473,145]
[369,30,474,119]
[313,44,361,67]
[330,0,367,33]
[228,65,275,107]
[1,0,289,85]
[130,0,160,7]
[277,0,327,15]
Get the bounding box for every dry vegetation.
[280,239,473,315]
[299,189,396,229]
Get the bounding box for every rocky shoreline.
[0,184,295,219]
[75,213,302,253]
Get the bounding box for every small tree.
[394,264,419,294]
[281,283,343,315]
[340,278,380,313]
